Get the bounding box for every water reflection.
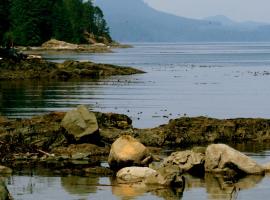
[61,176,98,195]
[7,172,270,200]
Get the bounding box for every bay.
[2,42,270,199]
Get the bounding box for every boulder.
[108,135,152,170]
[116,167,156,183]
[145,165,184,187]
[161,150,205,175]
[205,144,264,175]
[61,105,99,142]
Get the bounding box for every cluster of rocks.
[110,138,270,196]
[1,105,270,198]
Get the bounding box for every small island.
[0,52,144,80]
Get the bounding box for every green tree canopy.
[0,0,111,46]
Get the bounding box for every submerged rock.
[108,135,152,170]
[161,150,205,175]
[205,144,264,175]
[61,105,99,143]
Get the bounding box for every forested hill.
[0,0,111,46]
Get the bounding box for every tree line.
[0,0,112,47]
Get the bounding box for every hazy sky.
[144,0,270,23]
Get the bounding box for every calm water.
[2,43,270,199]
[2,43,270,128]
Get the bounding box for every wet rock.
[0,112,67,161]
[0,56,144,80]
[108,135,152,170]
[161,150,205,175]
[116,167,156,183]
[136,117,270,147]
[145,165,184,187]
[51,143,109,159]
[205,144,264,175]
[61,105,99,143]
[96,112,133,130]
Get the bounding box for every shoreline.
[0,57,144,81]
[1,107,270,198]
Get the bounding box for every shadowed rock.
[161,150,205,176]
[205,144,264,175]
[61,105,99,143]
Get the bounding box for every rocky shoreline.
[1,106,270,199]
[0,57,144,81]
[19,39,132,54]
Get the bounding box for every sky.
[143,0,270,23]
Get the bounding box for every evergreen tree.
[4,0,111,46]
[0,0,10,46]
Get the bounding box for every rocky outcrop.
[108,135,152,170]
[0,57,144,80]
[136,117,270,147]
[0,112,67,159]
[116,167,156,183]
[95,112,134,144]
[41,39,79,49]
[61,105,99,143]
[51,143,109,159]
[161,150,205,175]
[205,144,264,175]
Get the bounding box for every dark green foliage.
[0,0,111,46]
[0,0,10,46]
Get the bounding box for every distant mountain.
[204,15,236,26]
[204,15,267,30]
[96,0,270,42]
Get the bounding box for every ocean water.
[2,43,270,199]
[2,43,270,128]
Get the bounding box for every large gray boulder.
[61,105,99,142]
[116,167,156,183]
[108,135,152,169]
[205,144,264,175]
[161,150,205,174]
